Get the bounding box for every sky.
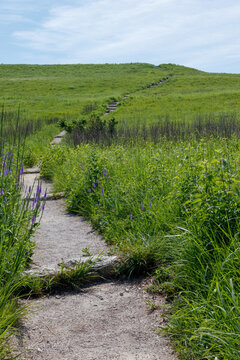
[0,0,240,73]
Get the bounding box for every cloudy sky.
[1,0,240,72]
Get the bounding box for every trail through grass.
[1,62,240,359]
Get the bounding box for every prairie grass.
[68,112,240,145]
[41,132,240,359]
[0,111,46,358]
[2,62,240,359]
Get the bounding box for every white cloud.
[9,0,240,71]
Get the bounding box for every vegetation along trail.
[17,131,177,360]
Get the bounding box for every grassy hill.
[0,63,170,119]
[1,63,240,360]
[1,62,240,136]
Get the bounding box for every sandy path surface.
[19,281,176,360]
[31,198,108,268]
[23,173,108,268]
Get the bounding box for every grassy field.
[0,63,170,120]
[1,63,240,359]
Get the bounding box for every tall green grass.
[0,111,45,358]
[40,134,240,359]
[68,112,240,146]
[0,106,59,167]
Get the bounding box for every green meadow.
[0,63,170,119]
[1,63,240,359]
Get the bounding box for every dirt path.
[31,198,108,268]
[18,126,177,359]
[19,281,176,360]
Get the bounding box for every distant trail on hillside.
[104,76,172,116]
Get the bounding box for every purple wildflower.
[142,205,145,211]
[28,186,31,193]
[44,191,47,199]
[0,188,3,196]
[20,166,24,175]
[2,161,6,168]
[149,202,152,207]
[88,188,91,193]
[93,183,96,188]
[112,209,115,213]
[42,204,45,211]
[37,185,42,194]
[101,186,104,195]
[106,169,108,173]
[96,179,99,184]
[103,172,106,176]
[32,215,36,224]
[4,168,9,176]
[130,214,133,220]
[108,176,110,179]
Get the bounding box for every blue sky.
[1,0,240,73]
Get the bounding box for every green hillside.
[0,63,170,119]
[109,66,240,126]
